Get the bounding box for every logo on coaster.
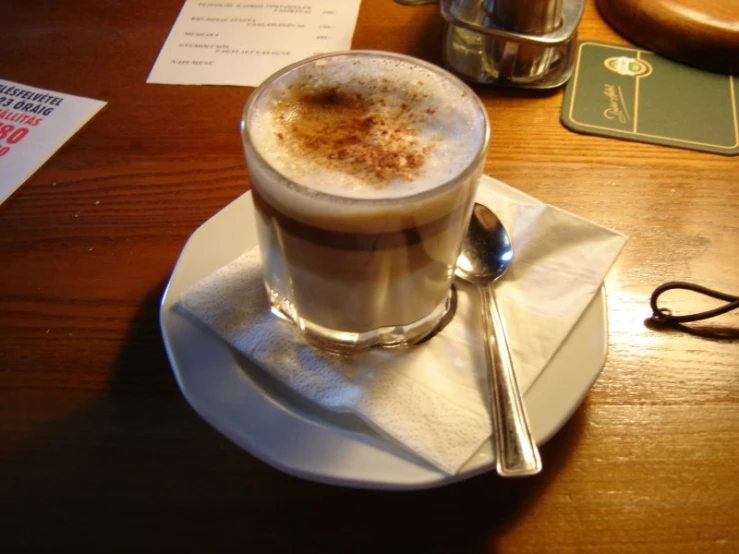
[602,84,631,123]
[604,56,653,78]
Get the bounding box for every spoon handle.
[480,285,542,477]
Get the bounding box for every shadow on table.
[1,283,587,554]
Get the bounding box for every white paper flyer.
[0,80,106,205]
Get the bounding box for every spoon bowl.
[456,203,542,477]
[457,203,513,284]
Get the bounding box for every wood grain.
[1,1,737,552]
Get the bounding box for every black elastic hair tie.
[646,281,739,341]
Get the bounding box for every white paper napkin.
[179,177,626,474]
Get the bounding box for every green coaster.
[561,41,739,156]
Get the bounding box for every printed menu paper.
[147,0,362,87]
[0,80,107,205]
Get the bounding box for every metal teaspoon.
[456,203,542,477]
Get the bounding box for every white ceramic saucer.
[160,178,608,489]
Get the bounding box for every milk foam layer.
[246,53,487,200]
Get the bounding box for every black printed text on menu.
[147,1,362,87]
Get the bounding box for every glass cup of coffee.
[241,50,490,353]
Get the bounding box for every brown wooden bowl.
[596,0,739,73]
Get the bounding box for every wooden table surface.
[1,1,737,552]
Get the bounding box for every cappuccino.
[242,51,490,351]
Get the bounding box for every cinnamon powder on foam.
[271,76,438,186]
